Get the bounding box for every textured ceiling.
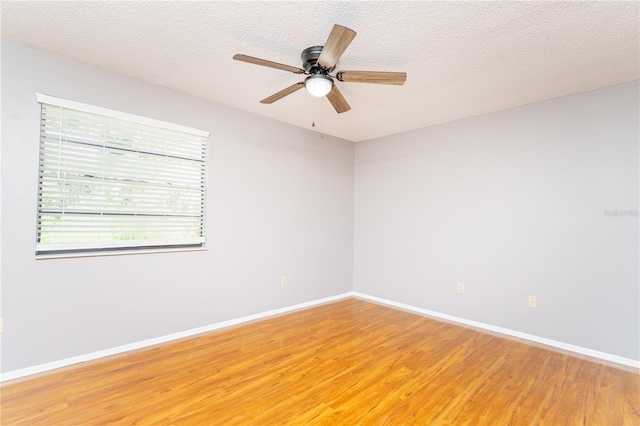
[1,1,638,142]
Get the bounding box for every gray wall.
[354,81,639,361]
[2,40,638,373]
[1,41,355,372]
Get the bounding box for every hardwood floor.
[2,298,639,425]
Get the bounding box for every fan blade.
[326,85,351,114]
[260,82,304,104]
[337,71,407,85]
[233,54,305,74]
[317,25,357,69]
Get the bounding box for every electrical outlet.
[0,317,4,334]
[281,276,287,286]
[528,296,537,308]
[457,283,464,294]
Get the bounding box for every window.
[35,94,209,257]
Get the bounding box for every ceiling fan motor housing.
[301,46,335,74]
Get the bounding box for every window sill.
[35,246,208,260]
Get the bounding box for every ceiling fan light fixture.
[304,74,334,97]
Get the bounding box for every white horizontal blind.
[36,95,209,256]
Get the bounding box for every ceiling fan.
[233,24,407,114]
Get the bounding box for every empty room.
[1,1,638,425]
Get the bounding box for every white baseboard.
[0,292,355,382]
[353,292,640,369]
[3,290,637,381]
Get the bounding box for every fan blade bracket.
[336,70,407,85]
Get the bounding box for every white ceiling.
[1,1,638,142]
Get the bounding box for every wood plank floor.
[2,298,639,425]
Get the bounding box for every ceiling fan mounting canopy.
[233,24,407,114]
[301,46,335,74]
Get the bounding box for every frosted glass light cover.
[305,75,333,97]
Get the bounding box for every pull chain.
[320,97,324,138]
